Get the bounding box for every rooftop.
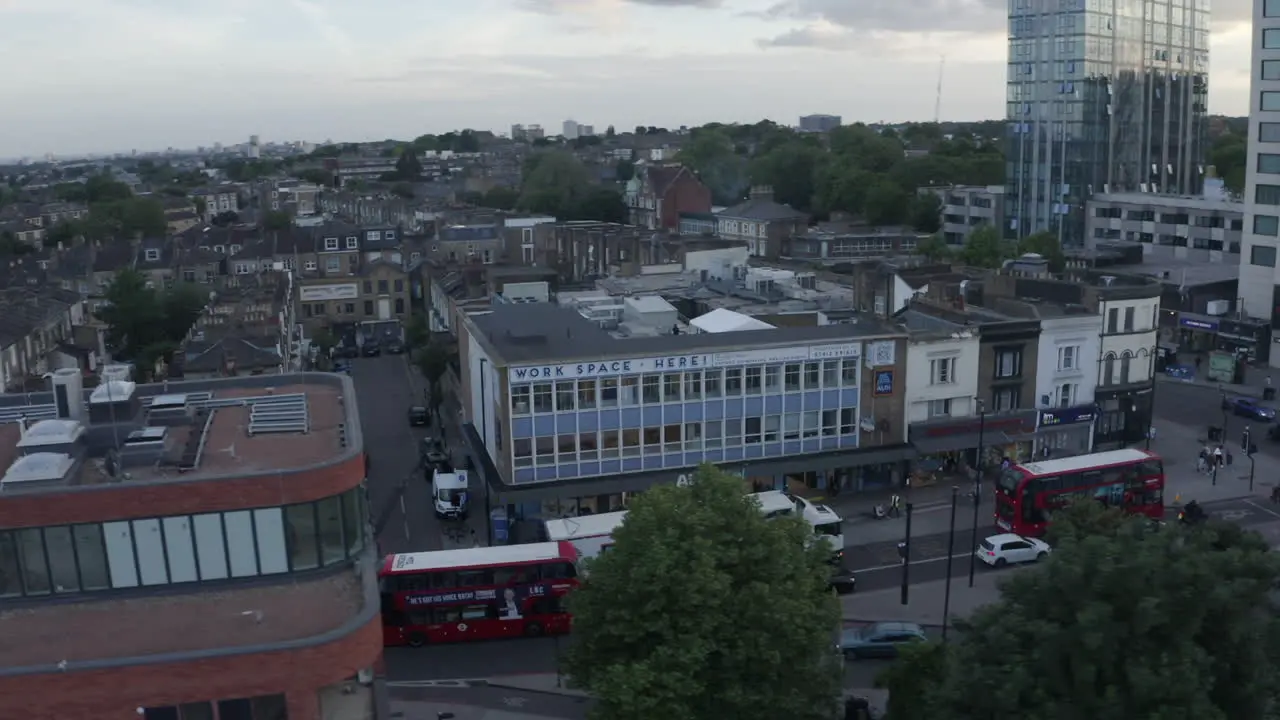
[1104,256,1240,287]
[0,374,352,492]
[1091,192,1242,213]
[0,568,365,670]
[470,302,900,366]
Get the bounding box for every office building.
[1241,0,1280,346]
[0,370,380,718]
[1088,192,1243,261]
[799,115,842,133]
[1005,0,1209,245]
[457,301,912,520]
[922,185,1006,245]
[563,120,580,140]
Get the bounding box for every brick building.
[0,369,380,720]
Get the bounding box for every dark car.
[421,437,449,468]
[333,344,359,360]
[408,406,429,426]
[1222,396,1276,421]
[361,342,382,357]
[829,567,857,595]
[839,622,927,660]
[384,337,406,354]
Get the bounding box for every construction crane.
[934,55,946,125]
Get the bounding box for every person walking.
[1213,445,1225,469]
[1197,448,1208,473]
[888,493,901,518]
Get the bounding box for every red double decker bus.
[994,448,1165,536]
[380,541,579,647]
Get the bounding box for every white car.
[975,533,1051,568]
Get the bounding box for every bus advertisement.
[379,541,579,647]
[994,448,1165,537]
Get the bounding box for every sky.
[0,0,1259,157]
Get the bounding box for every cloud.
[286,0,354,57]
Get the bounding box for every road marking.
[852,552,973,574]
[1245,499,1280,519]
[386,679,477,688]
[1214,509,1252,522]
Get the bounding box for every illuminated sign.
[508,343,862,382]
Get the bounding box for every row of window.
[510,360,860,414]
[144,695,286,720]
[1093,206,1238,229]
[0,488,366,599]
[512,410,863,467]
[301,298,407,318]
[383,560,577,593]
[1091,229,1238,253]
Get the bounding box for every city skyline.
[0,0,1260,157]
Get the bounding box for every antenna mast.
[934,55,946,124]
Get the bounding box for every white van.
[432,468,469,519]
[543,511,628,562]
[748,491,845,560]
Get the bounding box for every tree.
[614,158,635,182]
[416,342,450,418]
[481,186,519,211]
[916,233,952,262]
[297,168,332,186]
[883,505,1280,720]
[263,210,292,231]
[390,182,415,200]
[394,149,422,181]
[565,464,841,720]
[518,151,593,217]
[566,187,627,223]
[958,224,1011,268]
[908,193,942,233]
[605,125,616,139]
[1016,230,1067,272]
[862,180,910,226]
[749,142,823,210]
[404,313,428,350]
[97,269,164,357]
[1210,133,1247,195]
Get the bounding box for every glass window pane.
[43,526,79,593]
[1261,154,1280,175]
[192,513,228,580]
[1263,123,1280,143]
[1266,60,1280,81]
[285,503,320,570]
[1263,91,1280,112]
[72,524,109,590]
[317,496,346,565]
[133,518,169,586]
[162,517,198,583]
[224,511,258,577]
[1257,184,1280,205]
[1267,28,1280,48]
[1255,215,1280,236]
[178,702,214,720]
[249,694,288,720]
[253,508,289,575]
[1268,0,1280,16]
[144,708,179,720]
[1252,245,1277,268]
[0,532,21,597]
[16,528,49,595]
[341,490,363,557]
[216,699,252,720]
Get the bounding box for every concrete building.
[1005,0,1209,244]
[1087,192,1243,261]
[1241,0,1280,342]
[457,302,913,523]
[921,185,1005,245]
[1032,311,1103,456]
[799,115,842,133]
[0,371,380,718]
[562,120,580,139]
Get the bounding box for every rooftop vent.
[1,452,75,489]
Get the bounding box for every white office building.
[1241,0,1280,341]
[1033,312,1102,455]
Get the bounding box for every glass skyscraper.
[1005,0,1210,246]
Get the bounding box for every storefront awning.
[911,431,1025,455]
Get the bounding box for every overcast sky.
[0,0,1257,157]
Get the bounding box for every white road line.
[403,519,411,539]
[399,495,407,515]
[1245,499,1280,519]
[852,552,973,574]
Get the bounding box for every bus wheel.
[525,621,545,637]
[407,632,427,648]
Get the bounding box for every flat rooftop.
[0,374,352,490]
[1105,257,1240,287]
[1091,192,1243,214]
[471,303,900,365]
[0,569,364,670]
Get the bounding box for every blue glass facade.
[507,355,862,484]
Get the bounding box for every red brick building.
[0,370,381,720]
[625,165,712,230]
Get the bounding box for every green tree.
[885,505,1280,720]
[958,224,1012,268]
[614,158,635,182]
[390,182,415,200]
[908,193,942,233]
[566,187,627,223]
[605,125,616,139]
[916,233,952,262]
[1210,133,1247,195]
[1016,230,1067,272]
[749,142,823,210]
[481,186,520,211]
[416,342,450,419]
[518,151,593,217]
[263,210,292,231]
[405,313,429,350]
[863,180,910,225]
[677,129,749,205]
[97,269,164,356]
[297,168,332,186]
[395,149,422,180]
[565,464,841,720]
[828,124,904,173]
[159,283,208,346]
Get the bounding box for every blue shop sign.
[1179,316,1218,332]
[873,370,894,395]
[1038,406,1097,428]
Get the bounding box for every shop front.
[908,410,1039,484]
[1034,404,1097,458]
[1176,313,1219,353]
[1175,313,1272,364]
[1094,384,1153,449]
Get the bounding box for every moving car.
[838,622,927,660]
[361,341,382,357]
[1222,396,1276,421]
[829,567,857,595]
[976,533,1051,567]
[407,406,429,427]
[383,337,406,354]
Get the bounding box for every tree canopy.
[878,502,1280,720]
[517,151,626,223]
[565,464,841,720]
[97,269,207,378]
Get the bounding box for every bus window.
[1139,459,1163,477]
[540,561,578,580]
[997,470,1021,494]
[493,566,533,585]
[455,569,491,587]
[460,604,491,621]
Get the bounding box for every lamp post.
[899,502,914,606]
[969,399,986,588]
[942,485,959,641]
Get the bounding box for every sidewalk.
[1156,360,1277,399]
[840,565,1022,626]
[483,676,590,698]
[1153,416,1278,505]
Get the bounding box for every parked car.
[976,533,1051,568]
[421,437,449,468]
[1222,396,1276,421]
[361,342,382,358]
[384,337,406,354]
[407,406,429,427]
[333,344,359,360]
[838,622,927,660]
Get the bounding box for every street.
[1155,379,1280,465]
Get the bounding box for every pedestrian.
[1196,449,1207,473]
[888,493,901,518]
[470,528,479,548]
[1195,355,1203,373]
[1213,445,1224,468]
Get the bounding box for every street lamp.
[899,502,914,606]
[942,485,959,641]
[968,399,986,588]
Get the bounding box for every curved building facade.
[0,372,380,720]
